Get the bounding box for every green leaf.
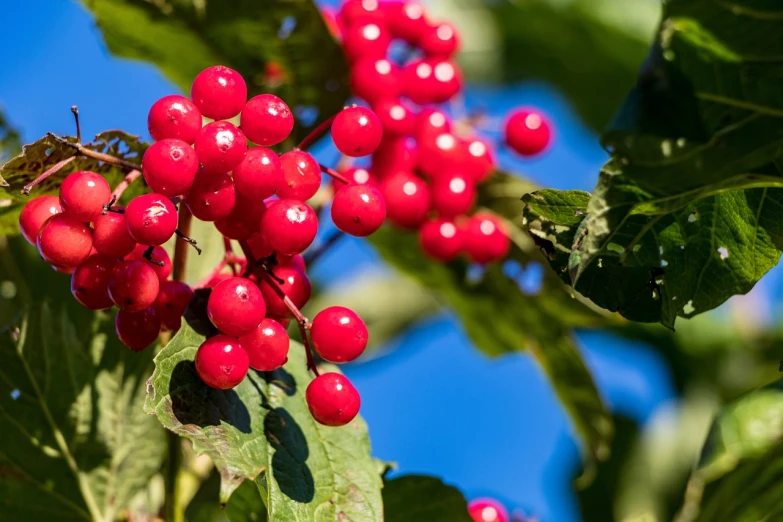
[81,0,349,143]
[144,317,383,519]
[382,475,473,522]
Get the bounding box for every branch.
[111,169,142,200]
[319,163,351,185]
[48,132,141,171]
[21,157,75,195]
[172,205,193,282]
[297,114,337,151]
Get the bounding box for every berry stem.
[303,229,344,267]
[21,156,75,195]
[318,163,351,185]
[297,114,337,151]
[194,258,229,289]
[111,169,142,200]
[48,132,141,171]
[173,205,194,281]
[71,106,82,144]
[298,321,321,377]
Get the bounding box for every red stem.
[319,163,351,185]
[297,114,337,151]
[21,156,75,195]
[111,169,142,200]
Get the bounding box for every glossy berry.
[331,184,386,237]
[342,22,390,62]
[350,58,402,104]
[37,214,93,267]
[417,132,467,179]
[279,253,306,273]
[402,59,461,104]
[371,137,417,178]
[108,259,160,312]
[207,277,266,337]
[195,121,247,174]
[306,373,361,427]
[463,213,511,264]
[278,150,322,200]
[92,209,137,257]
[339,0,384,27]
[238,318,290,371]
[125,193,178,246]
[142,139,200,197]
[430,173,475,218]
[419,218,463,261]
[258,266,311,319]
[372,99,416,137]
[468,499,509,522]
[386,1,429,43]
[464,138,495,183]
[416,109,452,146]
[215,195,266,240]
[311,306,368,363]
[19,195,61,245]
[331,106,383,157]
[147,94,202,144]
[154,280,194,331]
[379,171,430,229]
[419,22,459,57]
[240,94,294,146]
[505,109,551,156]
[190,65,247,120]
[429,60,462,103]
[260,199,318,255]
[185,169,236,222]
[333,167,376,191]
[233,147,282,200]
[59,171,111,222]
[129,244,172,281]
[71,254,117,310]
[195,335,249,390]
[116,307,161,352]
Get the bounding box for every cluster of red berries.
[320,0,552,263]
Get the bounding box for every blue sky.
[0,2,677,521]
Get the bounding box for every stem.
[173,205,193,281]
[303,229,344,267]
[319,163,351,185]
[21,156,75,195]
[194,259,229,289]
[298,321,320,376]
[48,132,140,171]
[71,106,82,144]
[111,169,142,200]
[297,114,337,151]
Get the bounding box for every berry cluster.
[322,0,553,263]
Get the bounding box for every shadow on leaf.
[264,407,315,503]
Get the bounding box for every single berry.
[71,254,117,310]
[386,1,429,43]
[416,108,452,146]
[311,306,368,363]
[154,280,194,331]
[116,307,161,352]
[240,94,294,146]
[260,199,318,255]
[185,169,236,222]
[148,94,202,144]
[125,193,178,246]
[417,132,467,179]
[258,266,311,319]
[505,109,552,156]
[464,138,495,183]
[142,138,200,197]
[238,318,290,371]
[207,277,266,337]
[195,121,247,174]
[379,171,430,228]
[278,150,322,200]
[195,335,249,390]
[306,373,361,426]
[59,171,111,222]
[331,106,383,157]
[129,244,172,281]
[371,137,418,178]
[233,147,283,200]
[468,499,509,522]
[331,184,386,237]
[338,0,384,27]
[350,58,402,104]
[215,195,266,240]
[402,59,461,104]
[37,214,93,267]
[342,22,390,62]
[428,60,462,103]
[372,99,415,137]
[108,259,161,312]
[419,218,462,261]
[332,167,376,191]
[93,209,137,257]
[430,173,475,218]
[462,213,510,264]
[419,22,459,57]
[19,195,61,245]
[190,65,247,120]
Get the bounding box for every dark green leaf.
[383,475,472,522]
[224,480,267,522]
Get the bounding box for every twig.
[173,206,194,281]
[318,163,351,185]
[71,106,82,144]
[21,157,75,195]
[48,132,141,171]
[144,246,165,267]
[297,114,337,151]
[111,169,142,200]
[303,229,344,267]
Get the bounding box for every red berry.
[246,232,274,259]
[428,60,462,102]
[116,307,161,352]
[238,318,290,371]
[331,106,383,157]
[154,280,194,331]
[462,213,510,264]
[148,94,202,144]
[505,109,552,156]
[142,139,200,197]
[338,0,384,27]
[350,58,402,104]
[207,277,266,337]
[306,373,361,426]
[372,99,416,137]
[37,214,93,267]
[185,169,236,222]
[386,1,429,43]
[331,184,386,236]
[333,167,376,191]
[379,171,430,228]
[233,147,282,201]
[417,132,467,179]
[371,137,418,178]
[260,199,318,255]
[129,244,172,281]
[214,195,267,240]
[71,254,117,310]
[195,335,249,390]
[342,22,390,62]
[468,499,509,522]
[311,306,368,363]
[59,171,111,222]
[402,59,461,104]
[190,65,247,120]
[279,253,306,273]
[464,138,495,183]
[93,209,137,257]
[240,94,294,146]
[419,22,459,57]
[195,121,247,174]
[419,218,462,261]
[19,195,61,245]
[416,108,452,145]
[430,173,475,218]
[125,193,178,246]
[108,259,161,312]
[258,266,311,319]
[278,150,322,200]
[53,265,76,275]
